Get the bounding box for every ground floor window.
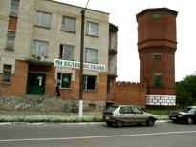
[57,73,72,89]
[3,64,12,83]
[83,75,97,91]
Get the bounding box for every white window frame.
[59,44,74,60]
[34,11,52,29]
[7,31,15,50]
[84,48,98,64]
[61,16,76,32]
[32,40,49,58]
[10,0,20,16]
[86,21,99,36]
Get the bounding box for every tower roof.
[136,8,178,22]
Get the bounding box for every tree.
[176,74,196,107]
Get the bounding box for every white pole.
[79,99,83,118]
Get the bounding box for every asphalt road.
[0,121,196,147]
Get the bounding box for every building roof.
[136,8,178,21]
[45,0,109,15]
[109,23,119,32]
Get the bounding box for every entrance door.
[27,73,46,95]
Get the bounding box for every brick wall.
[0,60,28,96]
[59,70,108,102]
[108,82,147,107]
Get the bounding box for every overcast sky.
[56,0,196,82]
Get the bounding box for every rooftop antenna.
[85,0,90,9]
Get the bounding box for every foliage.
[176,74,196,107]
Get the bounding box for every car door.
[131,106,146,123]
[118,106,133,123]
[193,108,196,122]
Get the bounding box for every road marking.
[0,130,196,143]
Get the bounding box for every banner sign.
[54,59,107,72]
[146,95,176,106]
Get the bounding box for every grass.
[0,114,103,123]
[145,106,181,115]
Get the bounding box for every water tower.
[137,8,178,106]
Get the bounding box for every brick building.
[109,8,178,107]
[0,1,178,107]
[0,0,118,102]
[137,8,178,106]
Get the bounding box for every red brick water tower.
[137,8,178,106]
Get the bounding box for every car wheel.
[106,122,113,127]
[147,118,155,126]
[172,120,177,123]
[187,117,193,125]
[116,121,123,128]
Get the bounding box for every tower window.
[152,13,162,21]
[153,73,163,87]
[153,53,162,61]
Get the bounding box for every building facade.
[0,0,118,102]
[137,8,178,106]
[0,2,178,107]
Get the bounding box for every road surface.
[0,121,196,147]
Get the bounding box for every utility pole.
[78,0,90,118]
[78,9,85,118]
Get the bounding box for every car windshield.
[106,105,118,113]
[183,107,195,113]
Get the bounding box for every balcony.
[27,54,53,66]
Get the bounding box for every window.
[10,0,20,16]
[152,13,162,21]
[61,16,76,32]
[86,21,99,36]
[7,31,15,50]
[153,53,162,61]
[32,40,49,58]
[34,11,52,29]
[153,73,163,87]
[119,106,131,114]
[3,64,12,83]
[8,16,17,31]
[57,73,72,88]
[85,48,98,64]
[59,44,74,60]
[83,75,97,91]
[131,107,142,114]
